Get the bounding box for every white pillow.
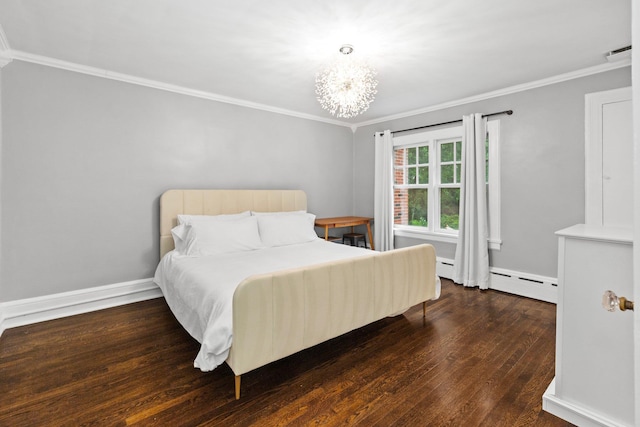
[171,224,190,254]
[178,211,250,225]
[183,216,263,256]
[257,212,318,247]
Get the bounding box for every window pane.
[418,146,429,164]
[418,166,429,184]
[441,142,453,162]
[440,188,460,230]
[440,188,460,231]
[408,167,416,184]
[441,164,454,184]
[394,167,404,185]
[456,140,462,161]
[394,148,405,167]
[394,188,427,227]
[408,188,428,227]
[394,188,408,225]
[407,147,416,165]
[456,164,461,183]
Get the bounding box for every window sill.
[394,229,502,250]
[394,229,458,244]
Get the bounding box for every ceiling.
[0,0,632,126]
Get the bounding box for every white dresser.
[543,224,635,427]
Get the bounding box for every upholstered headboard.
[159,189,308,258]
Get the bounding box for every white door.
[585,86,633,227]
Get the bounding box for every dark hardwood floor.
[0,279,573,426]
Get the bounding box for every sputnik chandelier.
[315,44,378,118]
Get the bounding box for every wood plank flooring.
[0,279,573,426]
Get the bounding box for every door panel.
[602,99,633,227]
[585,86,632,226]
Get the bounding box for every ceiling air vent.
[606,45,631,62]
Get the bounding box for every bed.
[154,189,440,399]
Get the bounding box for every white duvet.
[153,239,375,372]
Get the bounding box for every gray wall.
[0,61,630,301]
[1,61,354,301]
[353,67,631,278]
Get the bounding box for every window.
[392,121,501,249]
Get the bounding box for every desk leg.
[324,226,329,240]
[366,222,375,250]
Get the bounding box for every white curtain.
[453,114,490,289]
[374,130,394,251]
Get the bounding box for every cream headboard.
[159,189,308,258]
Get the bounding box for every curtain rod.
[386,110,513,136]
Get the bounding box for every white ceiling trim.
[7,49,353,128]
[3,47,631,131]
[353,59,631,129]
[0,54,11,68]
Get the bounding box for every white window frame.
[434,136,462,234]
[392,121,502,250]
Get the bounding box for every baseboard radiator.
[436,257,557,304]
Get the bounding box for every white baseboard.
[542,378,624,427]
[0,278,162,337]
[437,257,558,303]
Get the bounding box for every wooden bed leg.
[235,375,241,400]
[423,302,427,318]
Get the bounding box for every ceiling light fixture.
[315,44,378,119]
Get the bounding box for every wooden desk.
[315,216,374,250]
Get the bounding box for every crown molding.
[4,47,631,131]
[0,53,12,68]
[353,59,632,128]
[8,49,352,128]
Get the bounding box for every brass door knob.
[602,290,635,312]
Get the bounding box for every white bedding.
[153,239,377,371]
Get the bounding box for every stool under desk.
[314,216,374,250]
